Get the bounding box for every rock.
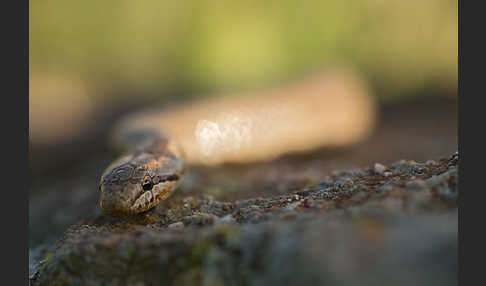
[30,153,458,286]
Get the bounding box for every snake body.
[99,70,376,216]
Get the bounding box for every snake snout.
[99,180,142,216]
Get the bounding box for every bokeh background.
[29,0,458,249]
[30,0,457,148]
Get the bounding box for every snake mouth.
[100,172,181,216]
[130,180,179,213]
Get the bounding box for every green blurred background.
[30,0,457,93]
[29,0,457,154]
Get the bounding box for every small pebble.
[167,222,184,230]
[215,215,235,224]
[182,196,194,203]
[374,163,387,174]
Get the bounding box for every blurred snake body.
[99,71,376,216]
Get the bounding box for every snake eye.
[142,176,153,191]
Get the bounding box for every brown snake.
[99,70,376,216]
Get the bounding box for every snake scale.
[99,70,376,216]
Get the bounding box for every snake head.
[99,153,182,216]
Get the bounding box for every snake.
[99,70,376,216]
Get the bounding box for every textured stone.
[30,153,458,286]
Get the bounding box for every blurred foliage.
[30,0,457,99]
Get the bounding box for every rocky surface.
[30,152,458,286]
